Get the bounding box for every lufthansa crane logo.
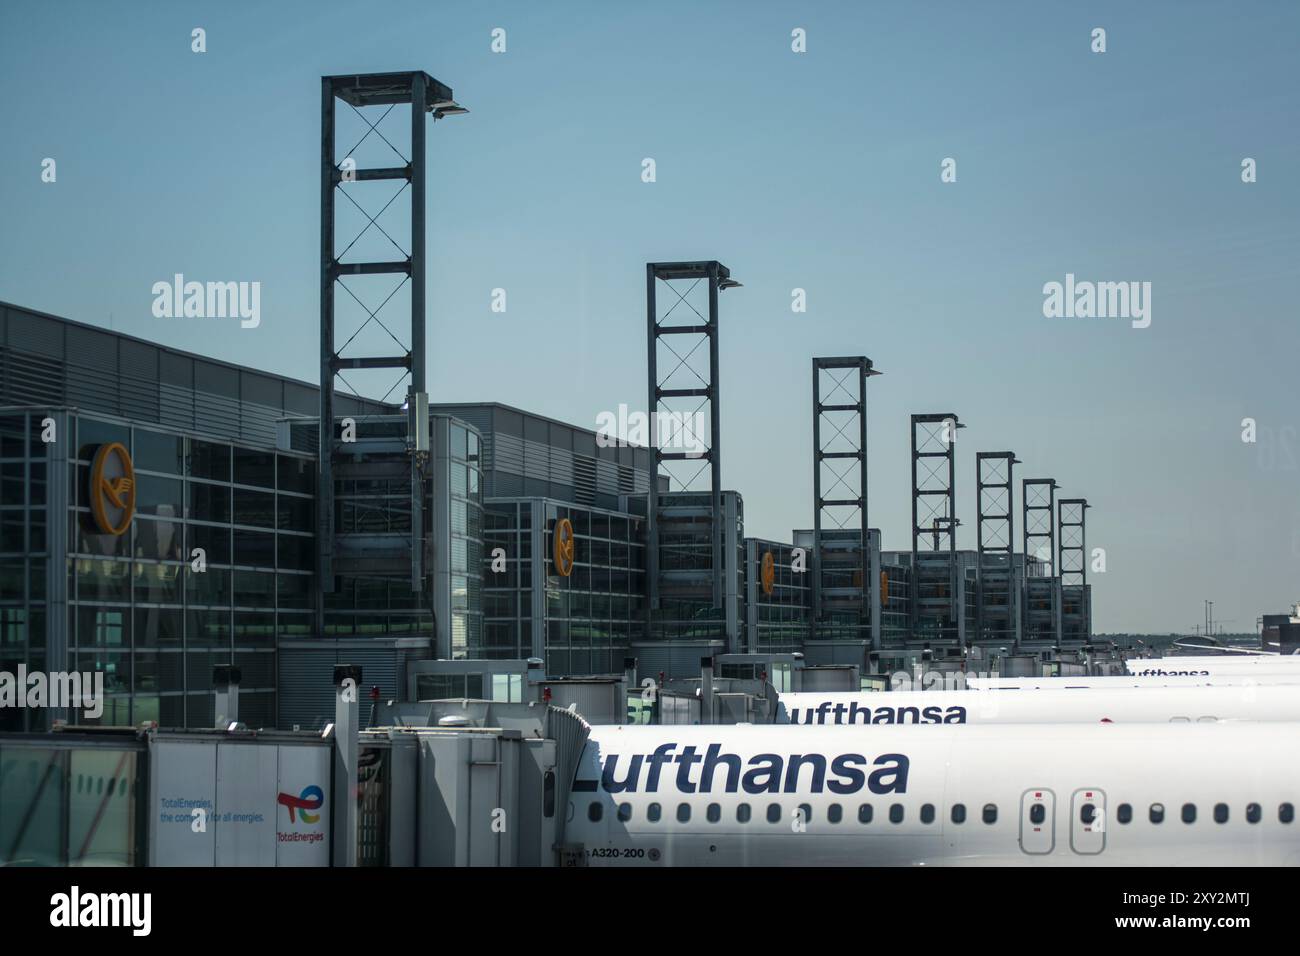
[760,551,775,596]
[554,518,575,577]
[90,442,135,536]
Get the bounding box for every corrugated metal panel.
[66,325,118,371]
[595,459,619,496]
[239,401,280,448]
[2,348,63,405]
[119,341,161,423]
[193,389,241,441]
[159,382,195,433]
[547,705,590,847]
[548,444,574,486]
[572,455,595,506]
[276,644,429,731]
[7,310,63,358]
[289,421,318,454]
[66,361,121,416]
[523,439,549,482]
[493,433,525,476]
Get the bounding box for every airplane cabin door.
[1018,789,1055,855]
[1070,788,1107,855]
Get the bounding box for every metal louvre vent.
[67,362,121,417]
[159,382,195,433]
[572,455,596,506]
[1,348,63,405]
[193,389,241,442]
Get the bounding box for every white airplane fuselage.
[566,723,1300,866]
[778,684,1300,725]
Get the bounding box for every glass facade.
[0,413,48,731]
[66,414,310,728]
[745,540,809,654]
[649,492,743,644]
[483,499,645,675]
[322,415,483,658]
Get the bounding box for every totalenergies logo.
[277,785,324,825]
[89,442,135,536]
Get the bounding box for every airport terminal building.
[1,300,1091,731]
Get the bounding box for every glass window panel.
[277,572,312,609]
[234,611,275,646]
[233,530,275,568]
[76,418,130,461]
[188,482,231,524]
[134,518,183,562]
[189,440,231,482]
[276,495,313,532]
[233,488,275,528]
[277,455,314,495]
[234,570,275,608]
[134,607,182,646]
[133,561,183,605]
[185,568,231,607]
[186,609,231,647]
[133,429,184,475]
[135,474,183,516]
[276,534,313,572]
[232,448,275,488]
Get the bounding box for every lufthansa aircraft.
[566,723,1300,866]
[777,685,1300,726]
[966,673,1300,689]
[1128,656,1300,678]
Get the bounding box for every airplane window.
[677,803,691,823]
[858,803,873,824]
[766,803,782,824]
[1281,803,1295,824]
[1181,803,1196,824]
[647,802,662,822]
[1214,803,1229,824]
[982,804,998,825]
[951,804,966,824]
[617,802,632,822]
[1246,803,1261,824]
[889,804,904,824]
[1029,804,1045,825]
[1117,803,1132,824]
[706,803,721,823]
[588,802,603,822]
[1080,803,1096,825]
[796,804,812,827]
[1150,803,1165,824]
[921,804,935,824]
[737,804,751,823]
[828,803,843,824]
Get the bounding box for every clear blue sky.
[2,0,1298,633]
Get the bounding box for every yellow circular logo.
[553,518,575,577]
[761,551,775,596]
[90,442,135,536]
